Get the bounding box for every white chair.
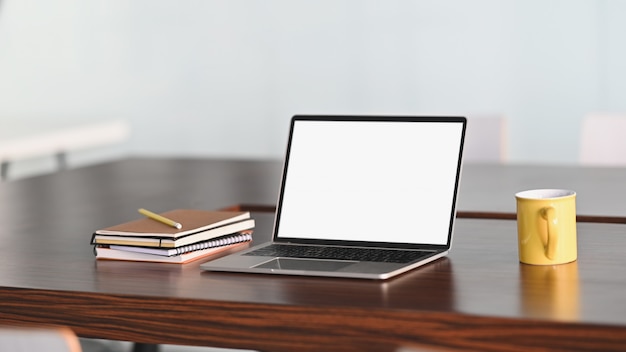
[463,115,508,163]
[580,113,626,166]
[0,326,82,352]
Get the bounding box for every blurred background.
[1,0,625,179]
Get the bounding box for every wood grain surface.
[2,158,626,351]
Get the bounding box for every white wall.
[1,0,625,174]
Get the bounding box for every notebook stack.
[91,209,255,264]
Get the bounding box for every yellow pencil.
[138,208,182,229]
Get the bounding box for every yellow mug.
[515,189,577,265]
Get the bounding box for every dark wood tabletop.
[2,157,626,352]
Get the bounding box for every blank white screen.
[276,120,463,245]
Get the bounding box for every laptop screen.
[275,116,465,247]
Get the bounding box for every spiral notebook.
[201,115,466,279]
[107,232,253,257]
[95,232,252,264]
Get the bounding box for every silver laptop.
[201,115,466,279]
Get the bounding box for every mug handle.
[540,207,559,260]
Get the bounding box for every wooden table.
[2,157,626,352]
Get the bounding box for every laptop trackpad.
[254,258,354,272]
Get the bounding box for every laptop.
[201,115,466,279]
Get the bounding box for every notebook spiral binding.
[174,233,252,255]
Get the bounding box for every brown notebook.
[95,209,250,237]
[91,209,254,248]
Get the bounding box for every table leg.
[1,161,9,181]
[55,151,68,170]
[132,343,161,352]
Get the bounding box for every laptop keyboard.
[244,244,432,264]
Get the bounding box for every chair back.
[580,113,626,166]
[463,115,508,163]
